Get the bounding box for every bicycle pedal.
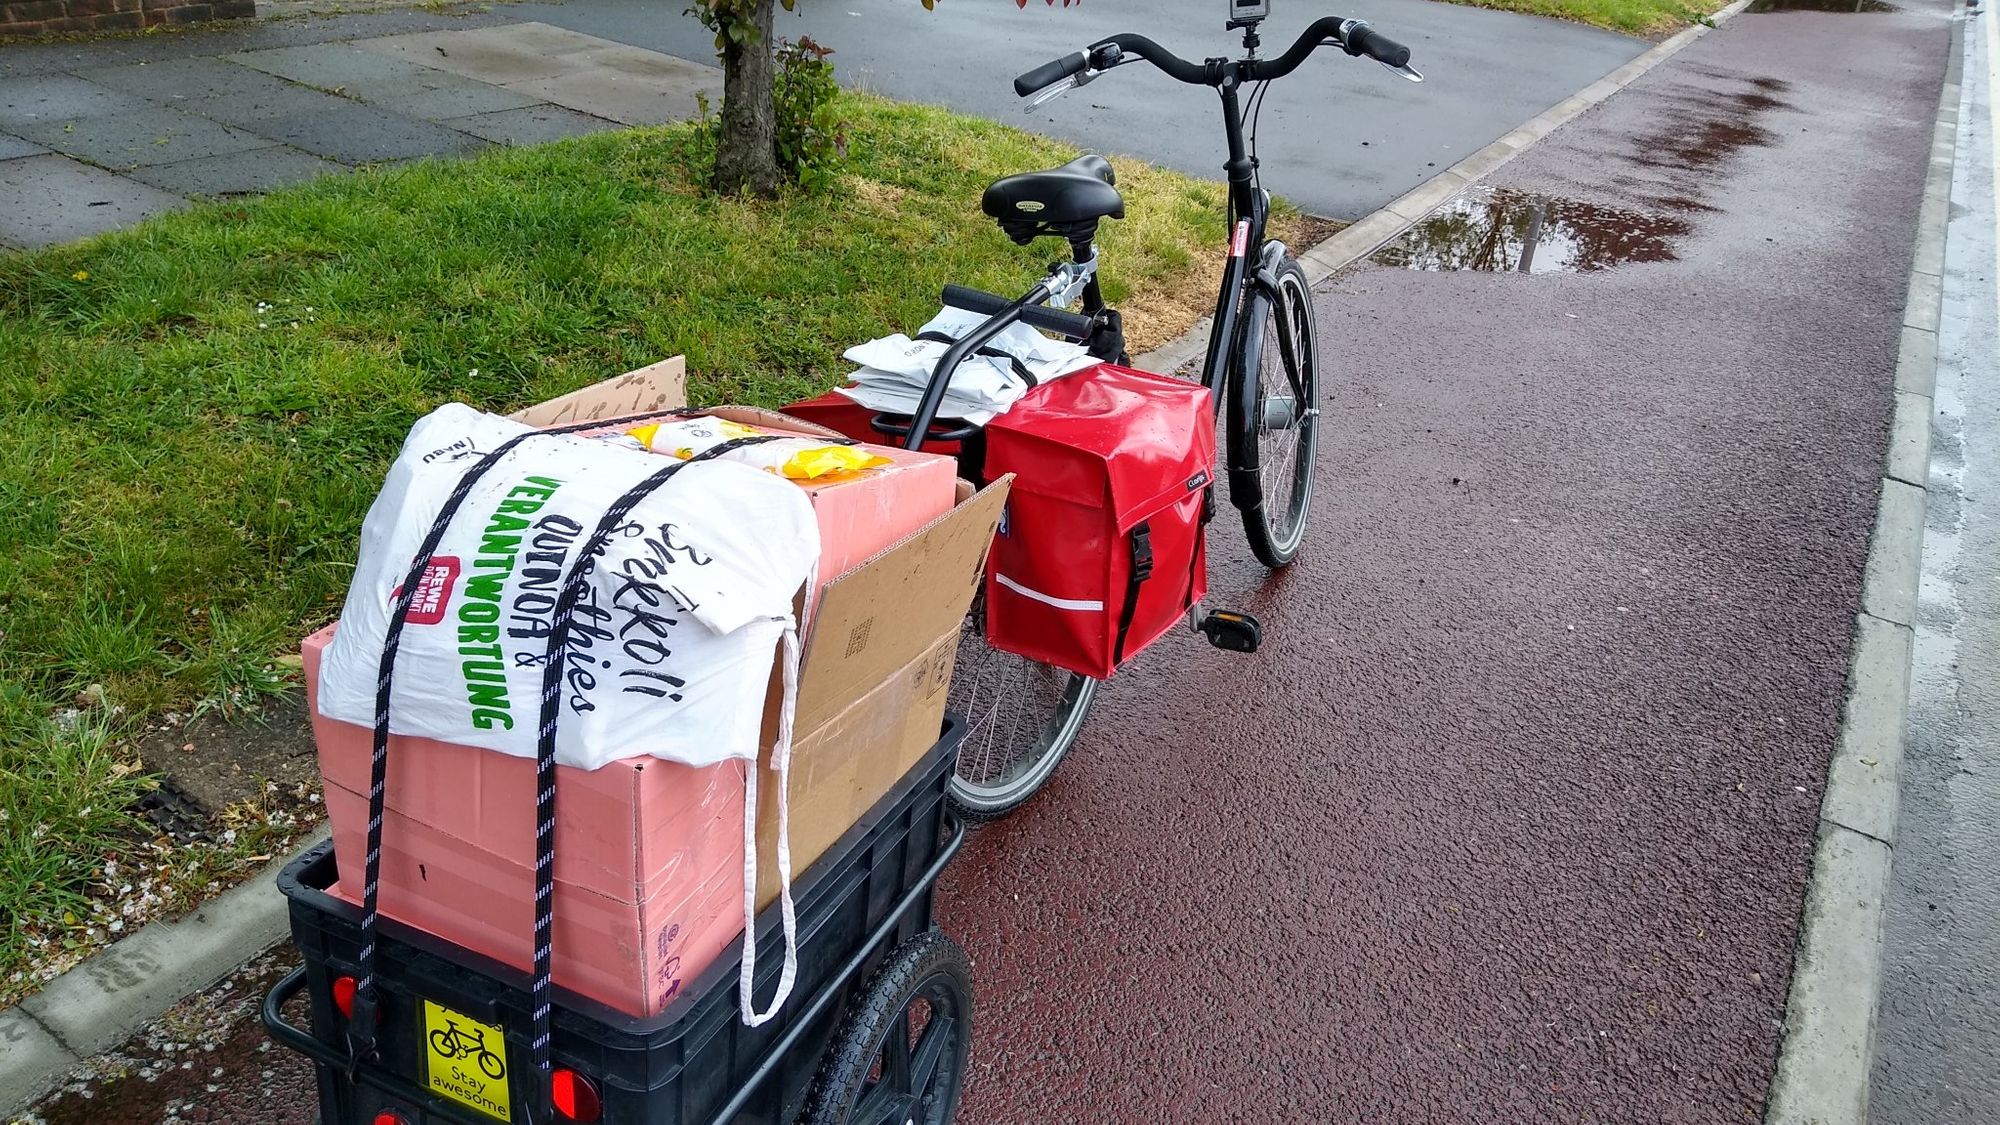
[1198,610,1262,654]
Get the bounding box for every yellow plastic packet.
[625,418,891,481]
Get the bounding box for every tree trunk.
[711,0,780,198]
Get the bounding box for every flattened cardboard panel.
[705,404,845,440]
[755,630,957,908]
[508,357,687,427]
[794,477,1009,732]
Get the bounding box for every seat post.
[1070,235,1104,315]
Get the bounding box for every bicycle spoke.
[909,1013,955,1095]
[852,1080,907,1125]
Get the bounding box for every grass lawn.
[1446,0,1715,36]
[0,92,1303,1001]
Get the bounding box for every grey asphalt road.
[1871,10,2000,1123]
[500,0,1646,219]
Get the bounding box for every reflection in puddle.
[1746,0,1898,11]
[1371,187,1690,274]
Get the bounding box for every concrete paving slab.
[125,145,345,197]
[352,26,575,85]
[255,100,486,165]
[443,103,622,147]
[0,154,185,249]
[177,81,356,132]
[0,74,146,128]
[75,57,303,107]
[0,1010,76,1112]
[0,133,47,161]
[227,43,545,121]
[370,76,547,122]
[225,41,449,89]
[0,7,516,80]
[10,104,269,170]
[505,65,713,127]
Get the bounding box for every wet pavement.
[937,3,1954,1123]
[17,950,317,1125]
[11,4,1962,1125]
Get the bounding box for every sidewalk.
[0,11,716,249]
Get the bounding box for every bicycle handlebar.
[1013,51,1090,97]
[1012,16,1412,95]
[1333,21,1412,69]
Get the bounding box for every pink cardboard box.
[307,393,961,1017]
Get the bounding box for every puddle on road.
[1371,187,1691,274]
[1746,0,1899,11]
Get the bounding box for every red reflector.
[332,976,357,1020]
[552,1069,602,1122]
[372,1111,409,1125]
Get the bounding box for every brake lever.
[1024,66,1099,110]
[1320,35,1424,82]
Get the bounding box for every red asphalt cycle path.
[939,5,1952,1122]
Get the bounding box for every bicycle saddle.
[982,155,1125,232]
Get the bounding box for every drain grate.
[133,778,211,843]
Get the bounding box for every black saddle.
[982,155,1124,245]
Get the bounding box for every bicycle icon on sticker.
[429,1017,507,1081]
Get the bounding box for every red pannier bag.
[980,363,1214,679]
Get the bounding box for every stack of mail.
[836,306,1099,425]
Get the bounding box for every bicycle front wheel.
[1229,257,1321,568]
[945,609,1097,820]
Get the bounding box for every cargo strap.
[348,409,703,1065]
[1111,521,1154,666]
[526,433,799,1125]
[1109,504,1206,669]
[914,329,1041,388]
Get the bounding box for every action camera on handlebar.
[1227,0,1270,28]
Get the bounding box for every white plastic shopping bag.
[317,403,820,1023]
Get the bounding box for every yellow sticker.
[422,998,512,1122]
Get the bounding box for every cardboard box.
[308,357,1006,1016]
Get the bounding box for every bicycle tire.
[1228,257,1320,569]
[800,931,973,1125]
[944,602,1097,821]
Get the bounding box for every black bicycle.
[880,6,1421,817]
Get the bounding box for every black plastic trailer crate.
[263,718,973,1125]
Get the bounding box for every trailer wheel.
[802,931,973,1125]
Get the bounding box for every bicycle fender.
[1226,285,1273,515]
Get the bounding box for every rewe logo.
[392,557,462,625]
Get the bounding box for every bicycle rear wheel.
[1229,257,1320,568]
[945,601,1097,820]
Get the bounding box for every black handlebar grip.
[942,284,1096,340]
[1014,51,1088,97]
[1343,24,1411,68]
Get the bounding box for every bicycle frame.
[1196,74,1273,403]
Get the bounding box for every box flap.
[794,476,1011,731]
[509,357,687,427]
